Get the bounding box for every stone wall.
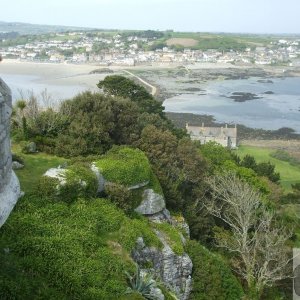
[0,78,21,227]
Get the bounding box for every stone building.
[186,123,237,149]
[0,77,21,227]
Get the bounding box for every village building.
[186,123,237,149]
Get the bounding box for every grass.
[12,144,67,193]
[236,145,300,192]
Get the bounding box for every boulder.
[135,189,165,215]
[132,234,193,300]
[0,172,21,227]
[12,161,24,170]
[23,142,37,153]
[44,168,67,185]
[91,163,105,193]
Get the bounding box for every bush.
[37,164,98,203]
[105,182,132,212]
[12,153,24,164]
[186,240,244,300]
[270,150,300,167]
[0,196,160,299]
[96,146,151,187]
[35,176,61,200]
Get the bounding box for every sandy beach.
[0,59,107,89]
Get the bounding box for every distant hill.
[0,21,94,35]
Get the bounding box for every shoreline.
[1,59,299,136]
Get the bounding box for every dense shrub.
[11,153,24,164]
[105,182,132,212]
[96,146,151,186]
[270,150,300,167]
[186,240,244,300]
[36,164,98,203]
[0,195,163,299]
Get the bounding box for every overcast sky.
[1,0,300,33]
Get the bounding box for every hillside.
[0,21,93,35]
[0,75,297,300]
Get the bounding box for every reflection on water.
[163,77,300,132]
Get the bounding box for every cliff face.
[0,78,21,227]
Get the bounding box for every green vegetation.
[236,145,300,191]
[0,190,164,299]
[6,75,297,299]
[125,265,154,299]
[187,240,244,300]
[96,146,151,186]
[153,222,184,255]
[12,146,67,194]
[36,163,98,203]
[270,149,300,167]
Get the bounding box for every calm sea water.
[163,77,300,133]
[1,74,93,103]
[1,72,300,132]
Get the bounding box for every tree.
[205,172,291,299]
[97,75,164,116]
[56,92,141,156]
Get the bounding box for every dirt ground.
[166,38,198,47]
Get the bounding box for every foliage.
[125,265,155,300]
[105,182,132,212]
[36,163,98,203]
[186,240,244,300]
[11,153,24,164]
[240,154,280,183]
[153,222,184,255]
[96,146,151,186]
[199,141,233,171]
[97,75,164,116]
[270,149,300,167]
[137,125,206,212]
[237,145,300,191]
[55,92,141,157]
[205,173,291,299]
[0,192,165,299]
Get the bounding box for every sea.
[163,76,300,133]
[1,73,95,104]
[1,72,300,133]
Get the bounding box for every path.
[123,69,157,96]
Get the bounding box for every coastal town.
[1,30,300,66]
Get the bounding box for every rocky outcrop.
[0,78,21,227]
[91,163,105,193]
[135,189,166,216]
[132,234,193,300]
[44,168,67,184]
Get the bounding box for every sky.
[1,0,300,34]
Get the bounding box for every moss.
[95,146,151,186]
[148,170,164,196]
[153,222,184,255]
